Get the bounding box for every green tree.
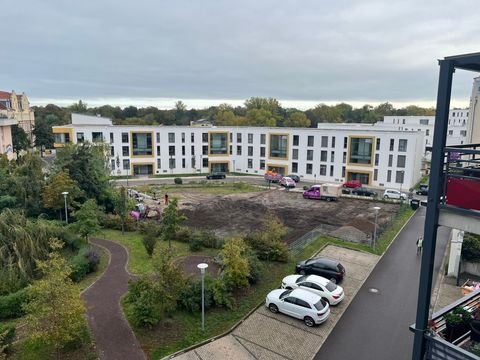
[284,111,311,127]
[245,108,277,126]
[174,101,188,124]
[161,199,186,248]
[11,125,30,159]
[71,199,101,242]
[220,237,250,288]
[43,170,84,220]
[113,187,135,234]
[23,239,86,359]
[69,100,88,113]
[33,118,55,156]
[245,97,282,120]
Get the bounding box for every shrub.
[244,233,289,262]
[244,249,263,284]
[174,226,192,243]
[178,277,213,313]
[60,231,83,252]
[196,230,222,249]
[102,214,136,232]
[0,324,15,356]
[444,306,472,327]
[69,254,90,282]
[142,234,157,257]
[462,233,480,262]
[125,277,162,328]
[0,288,29,320]
[211,278,235,309]
[174,177,183,185]
[189,235,203,252]
[81,247,100,273]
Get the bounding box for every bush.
[189,235,203,252]
[60,231,83,252]
[0,324,15,356]
[178,277,213,313]
[69,247,100,282]
[0,288,29,320]
[102,214,136,232]
[211,278,235,309]
[174,226,192,243]
[142,234,157,257]
[244,249,263,284]
[81,247,100,273]
[125,277,162,328]
[244,233,289,262]
[195,230,222,249]
[462,233,480,262]
[174,177,183,185]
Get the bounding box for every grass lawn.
[98,229,219,275]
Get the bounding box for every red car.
[343,179,362,189]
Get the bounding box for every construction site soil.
[167,189,400,244]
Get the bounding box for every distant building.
[0,97,16,160]
[467,76,480,144]
[0,90,35,143]
[190,118,213,127]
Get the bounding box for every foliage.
[23,239,86,356]
[245,108,277,127]
[161,199,187,247]
[33,117,55,155]
[220,237,250,288]
[101,213,137,232]
[284,111,311,127]
[139,222,162,257]
[11,125,30,158]
[444,306,472,327]
[142,233,158,257]
[125,277,163,328]
[178,276,214,313]
[244,248,263,284]
[0,288,29,320]
[174,177,183,185]
[188,236,203,251]
[42,170,84,213]
[69,247,100,282]
[70,199,101,242]
[462,233,480,262]
[0,324,15,357]
[112,186,135,234]
[173,226,192,243]
[210,277,235,309]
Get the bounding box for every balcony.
[437,144,480,236]
[411,290,480,359]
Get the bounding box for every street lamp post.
[373,206,381,251]
[197,263,208,331]
[62,191,69,224]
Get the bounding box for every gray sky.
[1,0,478,109]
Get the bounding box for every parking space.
[173,245,379,360]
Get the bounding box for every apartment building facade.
[0,90,35,143]
[53,114,423,190]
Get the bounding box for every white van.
[383,189,407,200]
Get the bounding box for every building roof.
[0,91,11,99]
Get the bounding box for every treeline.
[33,98,436,134]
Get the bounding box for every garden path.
[82,237,146,360]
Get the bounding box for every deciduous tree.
[284,111,311,127]
[71,199,101,242]
[161,199,186,248]
[220,237,250,288]
[43,170,84,219]
[11,125,30,159]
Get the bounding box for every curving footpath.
[82,237,146,360]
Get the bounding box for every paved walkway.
[82,238,146,360]
[173,245,379,360]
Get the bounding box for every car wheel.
[299,270,306,275]
[384,195,389,199]
[304,316,315,327]
[326,197,332,202]
[329,277,337,284]
[268,304,279,313]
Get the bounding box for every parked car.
[383,189,407,200]
[343,179,362,189]
[281,274,345,305]
[352,187,378,197]
[416,184,429,196]
[265,288,330,327]
[280,177,296,188]
[287,174,300,182]
[295,257,345,283]
[206,172,226,180]
[303,183,342,201]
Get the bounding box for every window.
[169,157,176,170]
[460,130,467,137]
[448,130,453,136]
[191,133,195,142]
[292,162,298,173]
[191,146,195,155]
[248,159,253,168]
[269,134,288,158]
[182,146,185,156]
[306,164,313,174]
[320,150,327,162]
[122,146,129,156]
[292,148,298,160]
[332,137,336,148]
[388,154,393,167]
[343,152,346,163]
[342,166,345,177]
[132,133,152,156]
[320,164,327,176]
[330,165,334,177]
[375,153,379,166]
[420,119,429,125]
[110,159,115,170]
[157,158,161,169]
[260,160,265,170]
[260,147,266,157]
[110,132,114,143]
[349,137,373,164]
[122,132,129,143]
[230,133,233,142]
[236,133,242,143]
[307,150,314,161]
[397,155,406,168]
[248,146,253,156]
[387,170,392,182]
[376,138,380,151]
[181,132,185,143]
[209,132,228,155]
[343,137,348,149]
[374,169,378,181]
[237,146,242,155]
[123,159,130,170]
[202,158,208,167]
[330,152,334,162]
[202,133,208,142]
[156,133,160,143]
[169,146,175,156]
[77,133,84,143]
[396,171,405,184]
[308,136,314,146]
[230,145,233,155]
[168,133,175,143]
[261,134,266,144]
[398,139,408,152]
[389,139,394,151]
[293,135,299,146]
[402,119,405,124]
[92,132,103,143]
[426,129,430,136]
[110,146,114,156]
[182,158,186,168]
[202,145,208,155]
[321,136,328,147]
[248,133,253,144]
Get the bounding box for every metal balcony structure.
[413,52,480,360]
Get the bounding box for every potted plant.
[444,306,473,342]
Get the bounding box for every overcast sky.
[1,0,478,109]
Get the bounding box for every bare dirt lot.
[167,189,400,244]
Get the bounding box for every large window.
[292,148,298,160]
[248,146,253,156]
[320,165,327,176]
[321,136,328,147]
[307,150,313,161]
[77,133,84,143]
[132,132,152,156]
[293,135,299,146]
[122,132,129,143]
[306,164,313,174]
[122,146,129,156]
[92,132,103,143]
[209,132,228,155]
[260,147,266,157]
[292,162,298,173]
[349,137,373,164]
[397,155,406,168]
[261,134,266,144]
[398,139,408,152]
[269,134,288,159]
[308,136,314,146]
[320,151,327,162]
[168,133,175,143]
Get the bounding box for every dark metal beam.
[412,59,455,360]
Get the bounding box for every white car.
[383,189,407,200]
[281,274,345,305]
[280,177,296,188]
[265,288,330,327]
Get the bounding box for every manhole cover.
[369,288,380,294]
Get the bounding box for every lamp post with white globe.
[197,263,208,331]
[62,191,69,224]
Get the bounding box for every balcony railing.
[411,290,480,359]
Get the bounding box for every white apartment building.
[53,114,423,190]
[380,109,469,158]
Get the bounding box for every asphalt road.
[314,206,450,360]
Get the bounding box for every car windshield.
[326,281,337,292]
[314,299,326,311]
[296,275,307,283]
[279,290,292,299]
